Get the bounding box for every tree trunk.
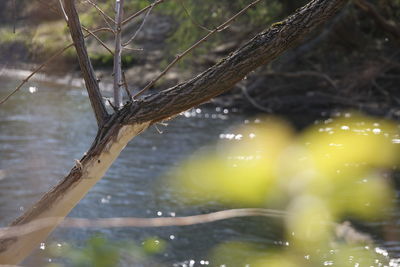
[0,0,348,264]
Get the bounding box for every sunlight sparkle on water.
[28,86,37,93]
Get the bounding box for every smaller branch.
[113,0,125,109]
[134,0,262,98]
[122,1,154,47]
[58,0,69,22]
[0,208,285,239]
[82,25,114,55]
[122,71,132,99]
[0,28,113,105]
[85,0,115,29]
[122,0,166,26]
[178,0,212,32]
[107,98,119,111]
[240,84,272,113]
[0,45,73,105]
[64,0,109,127]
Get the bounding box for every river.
[0,77,399,266]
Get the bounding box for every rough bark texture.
[63,0,109,126]
[0,0,348,264]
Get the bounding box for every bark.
[63,0,109,127]
[113,0,124,108]
[0,0,348,264]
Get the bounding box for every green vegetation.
[45,235,167,267]
[168,113,399,266]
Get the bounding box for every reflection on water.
[0,77,400,266]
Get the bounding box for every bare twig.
[58,0,69,22]
[113,0,124,109]
[122,0,166,26]
[134,0,262,98]
[179,0,212,32]
[0,45,72,105]
[0,208,285,239]
[0,28,113,106]
[122,71,132,99]
[240,84,272,112]
[107,98,119,111]
[85,0,115,29]
[82,25,114,55]
[122,1,154,47]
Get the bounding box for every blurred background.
[0,0,400,266]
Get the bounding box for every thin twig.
[107,98,119,111]
[122,0,166,26]
[58,0,69,22]
[85,0,115,29]
[122,71,132,99]
[0,28,113,105]
[178,0,212,32]
[82,25,114,55]
[122,1,155,47]
[134,0,262,98]
[0,45,72,105]
[0,208,285,239]
[240,84,272,113]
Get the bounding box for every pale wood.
[0,0,348,264]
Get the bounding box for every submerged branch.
[0,209,285,239]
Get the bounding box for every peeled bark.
[0,0,348,264]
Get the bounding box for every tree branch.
[0,208,285,239]
[134,0,262,98]
[82,25,114,55]
[131,0,349,122]
[0,28,114,106]
[122,1,154,47]
[121,0,165,26]
[113,0,124,108]
[0,0,348,264]
[63,0,109,127]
